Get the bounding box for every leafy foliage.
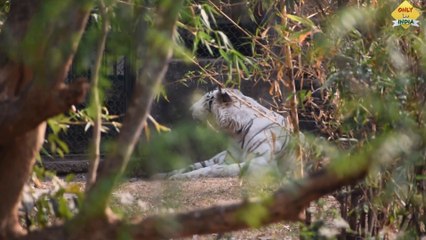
[22,166,82,230]
[172,0,426,238]
[307,2,426,238]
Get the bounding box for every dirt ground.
[29,174,341,239]
[108,177,340,240]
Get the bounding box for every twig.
[279,5,303,178]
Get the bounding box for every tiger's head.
[190,88,285,135]
[190,88,233,121]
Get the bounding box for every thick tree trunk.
[0,124,46,238]
[0,1,91,238]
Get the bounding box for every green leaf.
[217,31,232,49]
[56,138,69,154]
[200,7,211,30]
[287,14,316,29]
[219,48,230,62]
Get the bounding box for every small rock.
[117,192,134,205]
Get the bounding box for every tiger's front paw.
[168,173,191,180]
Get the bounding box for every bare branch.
[86,0,110,191]
[129,164,368,239]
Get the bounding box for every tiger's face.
[191,88,289,144]
[190,88,233,121]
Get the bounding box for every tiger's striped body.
[156,88,297,179]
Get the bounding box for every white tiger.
[155,88,299,179]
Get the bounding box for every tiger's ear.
[217,90,232,103]
[217,84,223,93]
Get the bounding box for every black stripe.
[239,119,254,149]
[243,123,278,150]
[247,139,268,153]
[208,100,213,112]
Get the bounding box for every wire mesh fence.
[44,56,134,161]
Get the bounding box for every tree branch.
[86,0,110,191]
[129,163,367,239]
[78,0,185,217]
[20,150,370,240]
[0,79,89,145]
